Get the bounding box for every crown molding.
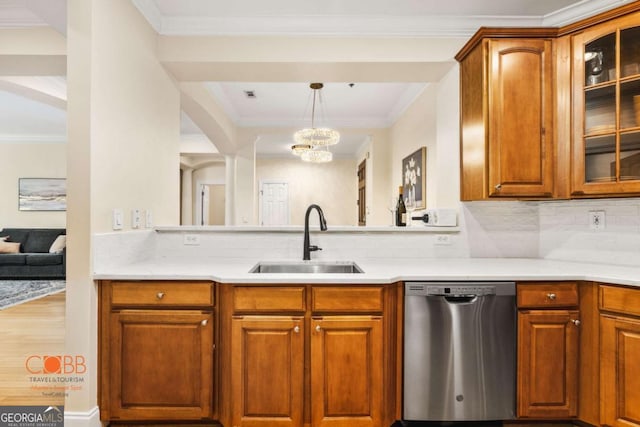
[0,134,66,143]
[543,0,633,27]
[152,15,544,38]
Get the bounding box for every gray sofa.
[0,228,66,279]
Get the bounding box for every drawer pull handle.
[293,326,300,333]
[315,325,321,332]
[571,319,581,327]
[201,319,208,326]
[547,293,556,300]
[495,184,502,191]
[156,292,165,300]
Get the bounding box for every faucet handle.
[309,245,322,252]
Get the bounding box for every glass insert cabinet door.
[573,19,640,195]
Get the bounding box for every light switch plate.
[132,209,141,229]
[112,208,124,230]
[145,210,153,228]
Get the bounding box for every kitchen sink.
[249,261,364,274]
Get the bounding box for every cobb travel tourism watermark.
[25,354,86,400]
[0,406,63,427]
[0,355,87,427]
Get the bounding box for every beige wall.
[66,0,181,422]
[192,162,226,224]
[390,84,438,209]
[0,143,66,228]
[256,158,358,226]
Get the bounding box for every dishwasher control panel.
[405,281,515,297]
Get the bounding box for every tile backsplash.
[463,197,640,266]
[93,198,640,271]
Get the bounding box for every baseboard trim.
[64,406,101,427]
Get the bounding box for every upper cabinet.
[457,31,557,200]
[571,12,640,196]
[457,4,640,201]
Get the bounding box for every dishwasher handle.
[443,295,479,304]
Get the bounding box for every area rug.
[0,280,65,310]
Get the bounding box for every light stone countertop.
[93,257,640,287]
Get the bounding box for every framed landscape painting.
[19,178,67,211]
[402,147,427,210]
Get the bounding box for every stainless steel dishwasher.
[403,281,516,421]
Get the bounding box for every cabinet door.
[601,315,640,427]
[571,21,640,196]
[517,310,579,418]
[108,310,213,420]
[231,316,304,427]
[310,317,383,427]
[487,39,554,197]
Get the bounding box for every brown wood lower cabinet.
[231,316,304,427]
[517,309,579,418]
[516,282,579,419]
[310,317,383,427]
[600,315,640,427]
[99,280,216,421]
[221,284,397,427]
[600,284,640,427]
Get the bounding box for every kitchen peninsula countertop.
[93,257,640,287]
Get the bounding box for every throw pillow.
[0,241,20,254]
[49,235,67,254]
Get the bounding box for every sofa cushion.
[0,228,30,242]
[49,235,66,253]
[25,254,63,266]
[0,241,21,254]
[0,254,27,265]
[23,229,64,253]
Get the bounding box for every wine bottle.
[396,186,406,226]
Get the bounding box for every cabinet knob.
[293,325,300,333]
[571,319,581,327]
[156,292,165,300]
[315,325,321,332]
[547,293,556,300]
[494,184,502,191]
[201,319,208,326]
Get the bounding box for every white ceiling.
[0,0,633,157]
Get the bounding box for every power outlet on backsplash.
[434,234,452,245]
[589,211,606,230]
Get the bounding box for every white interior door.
[261,182,289,226]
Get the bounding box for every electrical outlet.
[183,234,200,245]
[434,234,452,245]
[589,211,606,230]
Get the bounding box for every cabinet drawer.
[312,286,384,313]
[111,281,214,307]
[517,282,578,308]
[600,284,640,317]
[233,286,306,312]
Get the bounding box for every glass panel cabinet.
[572,16,640,195]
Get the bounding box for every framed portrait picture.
[18,178,67,211]
[402,147,427,210]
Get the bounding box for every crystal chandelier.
[291,83,339,162]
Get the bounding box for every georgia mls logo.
[0,406,63,427]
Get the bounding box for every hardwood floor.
[0,292,65,406]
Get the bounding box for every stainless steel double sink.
[249,261,363,274]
